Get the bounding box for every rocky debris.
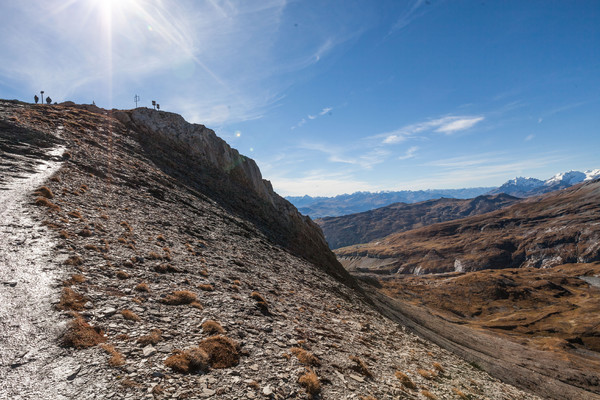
[0,100,541,399]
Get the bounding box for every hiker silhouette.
[34,95,39,104]
[46,97,52,105]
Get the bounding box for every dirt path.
[0,144,80,399]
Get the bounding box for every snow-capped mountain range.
[489,169,600,197]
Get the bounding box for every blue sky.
[1,0,598,196]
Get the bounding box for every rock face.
[114,108,351,287]
[316,194,520,249]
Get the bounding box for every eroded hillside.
[0,100,540,399]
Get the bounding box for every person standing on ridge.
[34,95,39,104]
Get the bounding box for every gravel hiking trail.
[0,139,78,399]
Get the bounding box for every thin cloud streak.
[377,115,485,144]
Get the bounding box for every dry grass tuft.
[57,287,87,311]
[35,196,61,211]
[35,186,54,199]
[101,343,125,367]
[164,348,209,373]
[63,274,86,286]
[161,290,197,305]
[60,315,106,348]
[134,282,149,292]
[359,397,377,400]
[116,270,130,280]
[198,335,240,368]
[250,291,269,314]
[202,320,225,335]
[298,369,321,396]
[147,251,162,260]
[198,283,214,291]
[421,390,438,400]
[452,388,469,399]
[395,371,416,390]
[156,234,166,242]
[137,329,162,346]
[78,228,93,237]
[349,355,373,378]
[190,301,203,309]
[432,362,445,373]
[121,309,141,322]
[417,368,436,380]
[68,210,82,219]
[64,255,83,266]
[154,264,180,273]
[84,244,99,251]
[290,347,320,366]
[120,221,132,232]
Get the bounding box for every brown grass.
[165,348,209,373]
[35,186,54,199]
[432,362,444,373]
[250,291,266,302]
[64,255,83,266]
[147,251,162,260]
[100,214,109,220]
[121,309,141,322]
[349,355,373,378]
[57,287,86,311]
[84,244,99,251]
[60,315,106,348]
[120,221,132,232]
[137,329,162,346]
[360,397,377,400]
[58,230,70,239]
[67,210,82,219]
[452,388,469,399]
[190,301,203,309]
[417,368,436,380]
[101,343,125,367]
[35,196,60,211]
[202,320,225,335]
[395,371,416,390]
[198,283,214,291]
[161,290,197,305]
[63,274,86,286]
[290,347,320,366]
[298,369,321,396]
[200,269,209,277]
[422,390,438,400]
[198,335,240,368]
[116,270,130,280]
[50,176,61,183]
[154,264,180,273]
[134,282,149,292]
[78,228,92,237]
[250,291,269,314]
[156,234,166,242]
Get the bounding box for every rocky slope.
[0,99,540,399]
[337,179,600,274]
[316,194,519,249]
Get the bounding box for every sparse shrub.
[116,270,130,280]
[121,309,140,322]
[452,388,469,399]
[198,335,240,368]
[101,343,125,366]
[290,347,320,366]
[165,348,209,373]
[57,287,86,311]
[50,176,61,183]
[64,255,83,266]
[137,329,162,346]
[250,291,266,302]
[421,390,437,400]
[199,269,209,277]
[198,283,214,291]
[202,320,225,334]
[135,282,149,292]
[298,369,321,396]
[417,368,436,380]
[35,186,54,199]
[154,264,180,273]
[161,290,197,305]
[250,291,269,314]
[432,362,444,373]
[59,230,70,239]
[349,355,373,378]
[147,251,162,260]
[35,196,60,211]
[68,210,82,219]
[63,274,86,286]
[395,371,416,390]
[247,381,260,390]
[60,314,106,348]
[233,279,241,286]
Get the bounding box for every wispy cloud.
[292,106,333,129]
[266,170,380,197]
[377,115,485,144]
[388,0,431,35]
[397,146,419,160]
[298,141,387,169]
[525,134,535,141]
